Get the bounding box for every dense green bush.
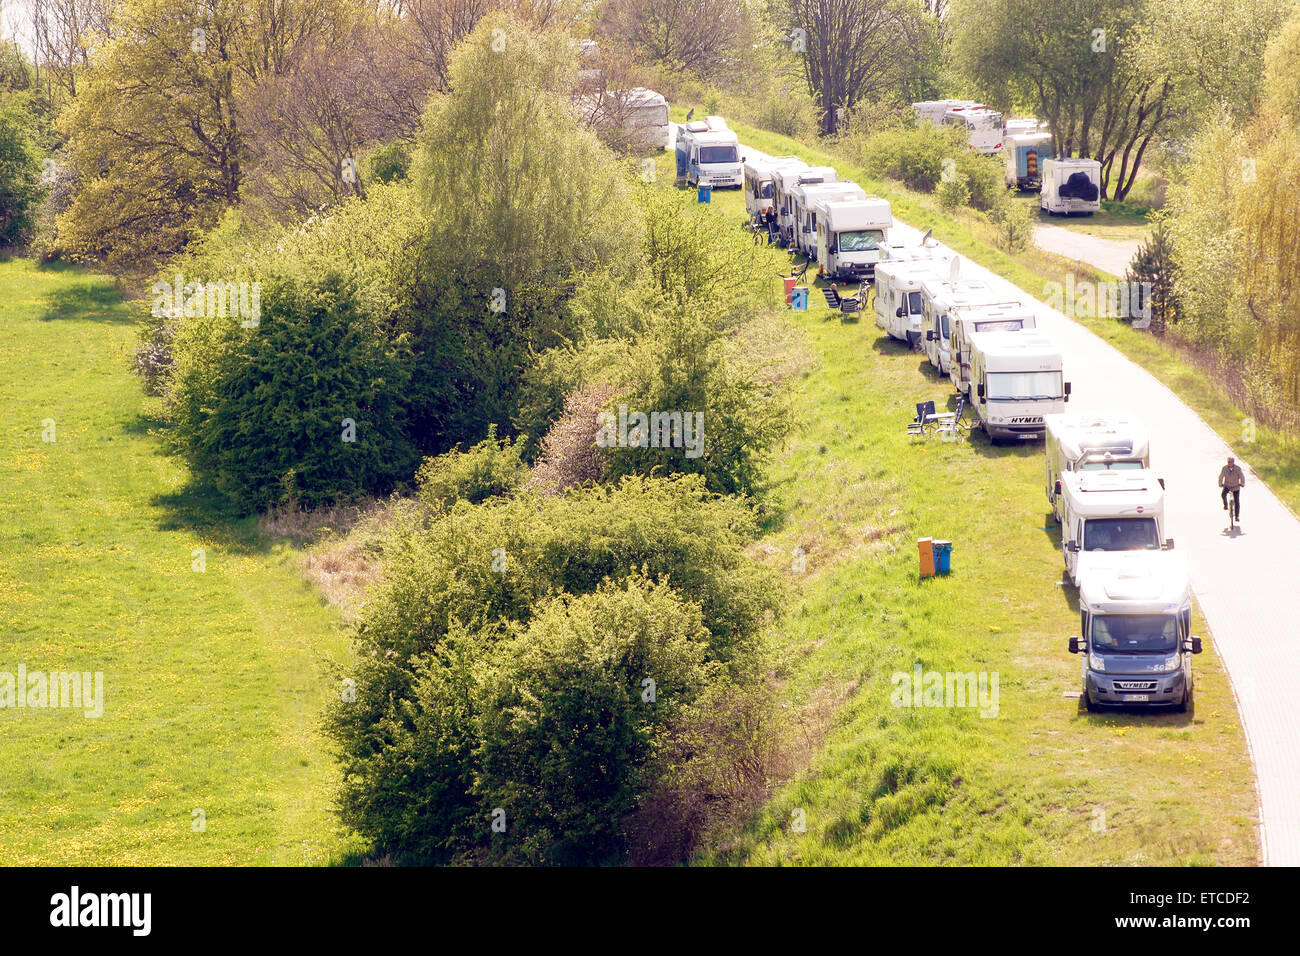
[936,172,971,210]
[414,425,526,510]
[859,122,954,192]
[954,150,1006,211]
[0,96,44,246]
[169,269,418,510]
[328,475,782,863]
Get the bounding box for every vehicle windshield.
[986,370,1062,400]
[907,291,923,314]
[699,145,738,164]
[940,315,950,338]
[1091,614,1178,654]
[1079,460,1145,472]
[974,319,1024,332]
[839,229,885,252]
[1083,517,1160,551]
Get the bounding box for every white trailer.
[815,197,892,282]
[1059,468,1170,585]
[1068,551,1200,712]
[793,181,867,258]
[772,164,835,246]
[675,117,742,188]
[943,105,1005,154]
[577,87,670,151]
[1040,157,1101,215]
[743,155,801,218]
[874,257,954,346]
[947,300,1038,396]
[968,329,1070,441]
[1044,414,1151,523]
[913,99,981,126]
[919,278,1022,376]
[1004,129,1052,189]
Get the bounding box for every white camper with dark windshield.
[815,197,892,281]
[676,116,742,188]
[1044,414,1151,524]
[968,329,1069,441]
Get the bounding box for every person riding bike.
[1219,456,1245,521]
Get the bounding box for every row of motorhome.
[914,101,1103,215]
[742,151,894,282]
[1045,414,1200,712]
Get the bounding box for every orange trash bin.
[917,536,935,579]
[783,275,798,303]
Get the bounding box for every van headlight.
[1163,653,1182,673]
[1088,651,1106,672]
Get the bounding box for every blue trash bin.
[697,184,712,203]
[791,286,809,312]
[933,540,953,574]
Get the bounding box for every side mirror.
[926,330,936,341]
[896,306,905,318]
[1067,541,1080,553]
[1190,636,1203,655]
[977,383,985,400]
[1064,381,1072,402]
[1068,636,1081,654]
[1165,538,1174,550]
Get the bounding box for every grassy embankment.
[681,113,1300,517]
[0,258,360,864]
[650,150,1258,865]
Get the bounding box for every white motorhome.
[968,329,1069,441]
[794,181,867,258]
[1040,157,1101,215]
[913,99,981,126]
[943,105,1005,154]
[772,164,835,246]
[920,279,1023,376]
[947,300,1038,395]
[874,257,955,346]
[1004,129,1052,189]
[816,197,892,281]
[675,116,742,188]
[1044,414,1151,523]
[1058,468,1170,585]
[743,155,800,218]
[1068,551,1200,712]
[577,87,670,151]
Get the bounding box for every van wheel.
[1176,685,1193,714]
[1083,690,1097,712]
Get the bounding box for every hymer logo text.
[50,886,151,936]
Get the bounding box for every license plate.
[1122,694,1149,702]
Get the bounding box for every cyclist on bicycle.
[1219,456,1245,520]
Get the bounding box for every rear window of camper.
[974,319,1024,332]
[699,145,738,164]
[1078,460,1145,472]
[840,229,884,252]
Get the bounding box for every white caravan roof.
[1045,414,1150,466]
[1078,551,1190,615]
[968,329,1062,371]
[1062,468,1164,518]
[822,197,891,231]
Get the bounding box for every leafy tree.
[599,0,752,78]
[0,96,43,246]
[1125,221,1179,334]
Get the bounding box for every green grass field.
[0,258,360,865]
[656,172,1259,865]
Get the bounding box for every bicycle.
[1224,488,1239,530]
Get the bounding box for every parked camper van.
[1040,158,1101,215]
[816,197,892,281]
[1005,128,1051,189]
[1044,415,1151,524]
[943,105,1004,154]
[874,257,954,346]
[1068,551,1200,712]
[794,181,867,258]
[920,279,1022,376]
[577,87,670,151]
[1058,468,1169,585]
[676,117,742,188]
[947,301,1038,395]
[772,164,835,246]
[968,329,1069,440]
[913,99,981,126]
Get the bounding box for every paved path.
[745,140,1296,865]
[1032,222,1143,278]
